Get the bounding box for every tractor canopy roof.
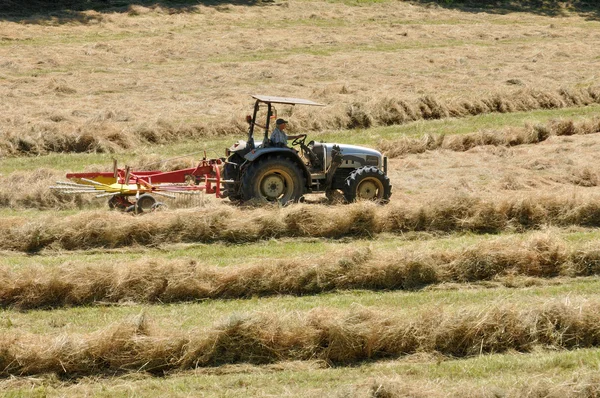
[251,95,325,107]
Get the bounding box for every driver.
[271,118,302,147]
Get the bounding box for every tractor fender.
[243,148,312,190]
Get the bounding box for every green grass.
[0,137,233,174]
[0,238,334,269]
[4,347,600,397]
[0,208,83,218]
[0,233,435,269]
[4,227,599,270]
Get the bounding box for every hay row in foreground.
[2,86,599,157]
[4,194,600,252]
[2,234,597,309]
[2,300,599,378]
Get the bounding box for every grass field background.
[2,0,600,396]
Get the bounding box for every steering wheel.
[291,134,307,147]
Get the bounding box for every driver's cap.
[275,118,288,125]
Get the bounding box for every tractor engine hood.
[319,143,383,169]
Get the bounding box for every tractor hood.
[323,143,382,158]
[316,143,383,170]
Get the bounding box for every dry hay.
[363,371,600,398]
[3,115,600,212]
[1,299,600,378]
[0,168,99,210]
[378,116,600,158]
[4,193,600,252]
[2,0,600,159]
[2,87,600,157]
[0,116,247,157]
[4,232,595,309]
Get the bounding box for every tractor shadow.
[0,0,277,24]
[410,0,600,20]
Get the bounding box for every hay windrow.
[3,233,594,309]
[2,87,600,157]
[378,116,600,158]
[2,300,600,378]
[4,2,600,393]
[3,115,600,212]
[4,195,600,253]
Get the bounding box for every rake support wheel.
[136,194,157,212]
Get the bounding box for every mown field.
[2,0,600,397]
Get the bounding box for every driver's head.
[276,118,288,129]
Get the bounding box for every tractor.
[53,95,391,210]
[223,95,392,204]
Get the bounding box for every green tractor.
[223,95,392,204]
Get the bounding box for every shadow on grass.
[0,0,274,24]
[411,0,600,20]
[2,0,599,23]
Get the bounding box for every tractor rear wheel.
[343,166,391,203]
[241,156,305,204]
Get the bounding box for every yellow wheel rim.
[259,168,293,202]
[356,177,384,200]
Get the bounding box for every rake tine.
[151,191,177,199]
[56,190,104,194]
[80,178,110,187]
[55,181,88,187]
[95,192,120,198]
[50,185,96,189]
[167,191,200,195]
[51,185,96,189]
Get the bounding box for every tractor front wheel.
[241,156,305,204]
[343,166,392,203]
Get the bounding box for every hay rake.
[51,157,229,212]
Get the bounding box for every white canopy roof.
[251,95,325,106]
